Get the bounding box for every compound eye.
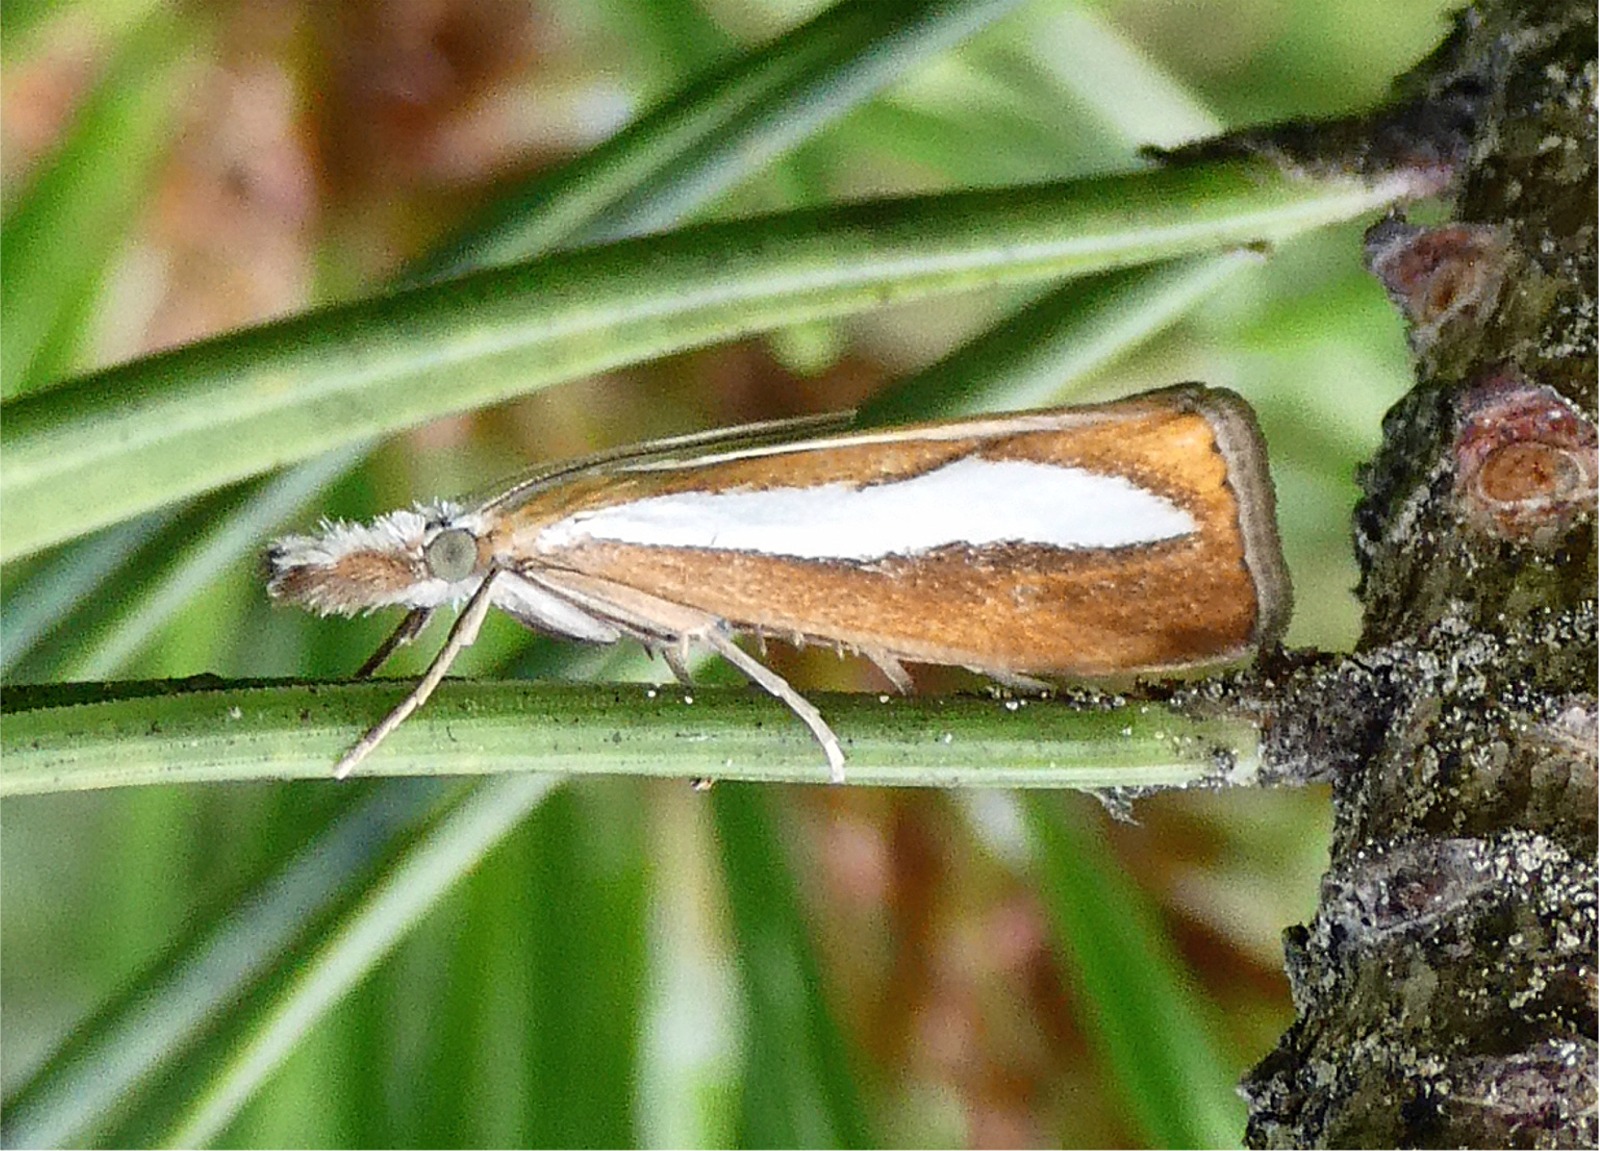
[424,528,478,582]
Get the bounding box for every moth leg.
[355,607,435,679]
[981,668,1054,693]
[651,641,713,791]
[507,569,848,779]
[701,628,846,785]
[660,641,695,686]
[862,647,913,694]
[334,571,503,780]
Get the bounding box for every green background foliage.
[2,0,1452,1145]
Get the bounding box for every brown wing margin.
[1184,385,1294,647]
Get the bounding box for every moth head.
[265,503,487,616]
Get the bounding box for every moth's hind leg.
[507,569,849,783]
[701,628,846,785]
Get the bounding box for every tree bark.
[1232,0,1597,1145]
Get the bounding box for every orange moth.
[267,384,1290,782]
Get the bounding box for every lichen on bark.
[1224,0,1597,1146]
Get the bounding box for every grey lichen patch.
[1303,604,1595,852]
[1430,1040,1599,1148]
[1245,832,1597,1148]
[1520,697,1599,849]
[1188,650,1400,789]
[1242,0,1596,1144]
[1317,836,1497,944]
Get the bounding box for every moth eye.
[424,528,478,582]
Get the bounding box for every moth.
[266,384,1291,782]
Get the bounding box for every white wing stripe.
[537,457,1195,560]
